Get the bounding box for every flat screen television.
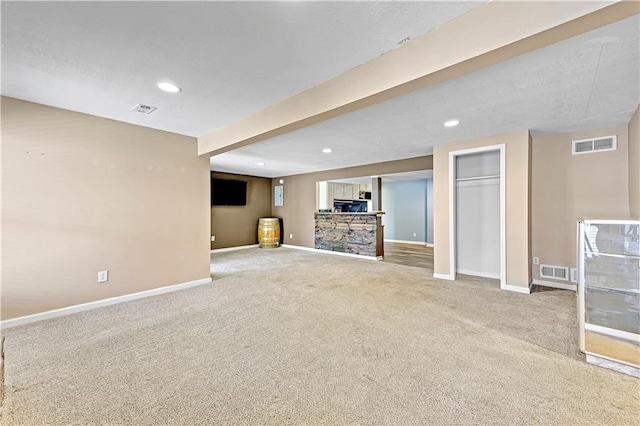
[211,178,247,206]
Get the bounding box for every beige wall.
[531,125,630,283]
[629,106,640,218]
[210,172,272,249]
[1,97,211,320]
[271,156,433,248]
[433,131,531,289]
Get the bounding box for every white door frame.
[447,144,506,289]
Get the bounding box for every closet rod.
[455,174,500,182]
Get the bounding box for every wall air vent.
[132,103,157,114]
[572,135,616,155]
[540,264,569,281]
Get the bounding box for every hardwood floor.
[382,241,433,269]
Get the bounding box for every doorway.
[448,145,506,289]
[382,242,434,269]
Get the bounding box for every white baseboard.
[433,272,530,294]
[433,273,454,280]
[456,269,501,280]
[504,283,532,294]
[211,244,259,253]
[532,279,577,291]
[384,239,427,246]
[586,354,640,378]
[281,244,319,252]
[0,277,213,330]
[282,244,380,261]
[425,243,434,248]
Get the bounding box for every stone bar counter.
[314,212,384,258]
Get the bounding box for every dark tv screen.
[211,178,247,206]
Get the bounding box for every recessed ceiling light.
[444,119,460,127]
[257,162,265,166]
[157,82,182,93]
[322,148,332,153]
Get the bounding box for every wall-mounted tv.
[211,178,247,206]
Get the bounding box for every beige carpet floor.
[1,247,638,425]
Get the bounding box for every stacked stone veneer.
[315,213,378,256]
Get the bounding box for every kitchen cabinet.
[323,182,374,211]
[328,183,357,201]
[359,183,372,192]
[357,183,372,200]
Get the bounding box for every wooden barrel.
[258,218,280,248]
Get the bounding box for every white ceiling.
[1,1,482,136]
[210,15,640,177]
[2,2,638,180]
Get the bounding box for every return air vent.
[540,264,569,281]
[132,103,157,114]
[572,135,616,155]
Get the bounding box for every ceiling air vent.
[540,264,569,281]
[572,135,616,155]
[132,103,157,114]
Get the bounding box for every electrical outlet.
[533,257,539,265]
[570,268,577,283]
[98,270,108,283]
[211,236,216,242]
[289,234,293,239]
[413,232,417,237]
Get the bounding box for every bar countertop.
[315,211,385,215]
[315,211,384,257]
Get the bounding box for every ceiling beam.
[198,1,638,156]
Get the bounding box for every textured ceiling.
[210,15,640,178]
[3,2,637,180]
[1,1,482,137]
